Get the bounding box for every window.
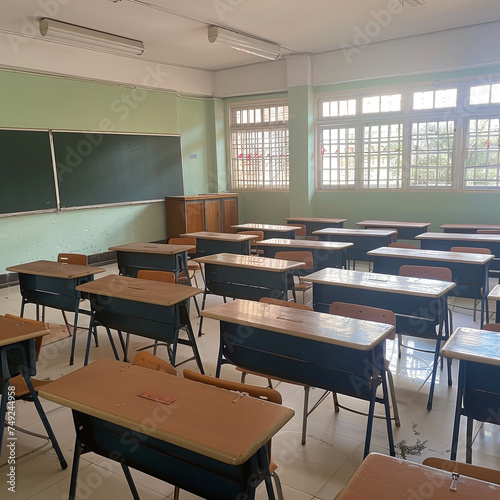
[320,126,356,187]
[409,120,455,188]
[316,80,500,191]
[229,102,289,190]
[465,118,500,187]
[363,122,403,188]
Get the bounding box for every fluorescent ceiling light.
[400,0,426,6]
[39,18,144,56]
[208,26,281,60]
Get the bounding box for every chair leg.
[386,369,401,427]
[271,471,285,500]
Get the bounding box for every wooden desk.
[441,327,500,463]
[283,217,347,235]
[313,228,397,266]
[194,253,304,336]
[368,246,494,326]
[76,274,204,372]
[441,223,500,233]
[416,231,500,277]
[356,220,431,240]
[0,315,67,469]
[304,267,456,410]
[6,260,106,365]
[488,283,500,322]
[180,231,256,256]
[335,452,500,499]
[258,238,353,272]
[202,299,395,458]
[109,242,194,280]
[232,223,302,239]
[39,358,293,500]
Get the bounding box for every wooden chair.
[388,242,418,249]
[450,246,491,322]
[328,302,400,427]
[398,264,453,401]
[168,237,201,287]
[132,351,177,375]
[423,457,500,485]
[238,297,314,445]
[136,269,176,283]
[477,229,500,234]
[274,250,314,304]
[57,253,89,337]
[237,230,264,255]
[183,369,285,500]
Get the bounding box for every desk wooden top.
[76,274,202,306]
[303,268,456,297]
[441,327,500,366]
[367,246,494,265]
[201,299,393,350]
[6,260,106,279]
[194,253,305,272]
[232,223,302,232]
[257,238,353,250]
[335,452,500,499]
[441,223,500,231]
[416,231,500,243]
[0,315,49,347]
[312,228,397,237]
[109,242,194,254]
[180,231,258,242]
[283,217,348,224]
[356,220,431,229]
[488,283,500,301]
[39,358,293,466]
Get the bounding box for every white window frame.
[228,99,289,191]
[316,77,500,192]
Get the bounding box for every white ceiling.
[2,0,500,73]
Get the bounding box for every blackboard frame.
[0,129,184,217]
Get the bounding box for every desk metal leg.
[450,361,465,460]
[121,464,140,500]
[69,437,84,500]
[69,298,81,366]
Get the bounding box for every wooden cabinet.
[165,193,238,239]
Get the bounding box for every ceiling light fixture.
[39,18,144,56]
[208,25,281,60]
[400,0,426,6]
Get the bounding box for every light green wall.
[0,71,216,270]
[230,64,500,227]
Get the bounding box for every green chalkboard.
[53,132,184,208]
[0,130,57,215]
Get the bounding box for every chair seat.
[10,375,50,398]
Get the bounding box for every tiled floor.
[1,262,500,499]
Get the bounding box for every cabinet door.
[222,197,238,233]
[186,202,205,233]
[205,200,220,232]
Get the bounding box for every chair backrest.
[274,250,314,270]
[168,237,196,255]
[477,229,500,234]
[328,302,396,340]
[136,269,176,283]
[422,457,500,486]
[480,323,500,333]
[5,314,44,360]
[399,264,453,282]
[237,230,264,244]
[388,242,418,249]
[292,224,306,238]
[132,351,177,375]
[183,369,281,404]
[259,297,313,311]
[377,228,398,242]
[57,253,88,266]
[450,246,491,255]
